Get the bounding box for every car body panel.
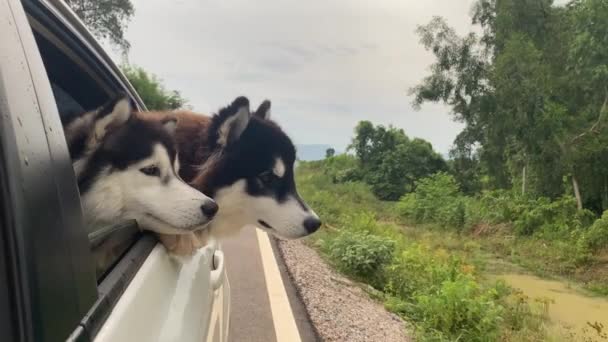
[94,240,230,342]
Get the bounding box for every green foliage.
[121,65,188,110]
[323,230,395,287]
[397,172,466,229]
[411,0,608,213]
[297,161,558,340]
[413,276,504,341]
[512,195,595,237]
[384,245,464,299]
[398,170,598,239]
[65,0,134,54]
[325,148,335,158]
[348,121,447,200]
[321,154,361,184]
[578,210,608,253]
[448,143,482,195]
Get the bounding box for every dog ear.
[161,117,178,136]
[211,96,251,147]
[253,100,271,120]
[93,94,132,142]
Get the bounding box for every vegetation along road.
[296,151,608,341]
[293,2,608,340]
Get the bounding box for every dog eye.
[140,165,160,177]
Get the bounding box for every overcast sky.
[121,0,482,154]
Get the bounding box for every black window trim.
[1,0,157,341]
[23,0,155,285]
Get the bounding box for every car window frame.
[0,0,157,340]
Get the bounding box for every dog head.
[193,96,321,239]
[75,95,218,234]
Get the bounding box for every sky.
[120,0,482,154]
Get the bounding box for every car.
[0,0,230,341]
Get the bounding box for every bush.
[474,189,531,225]
[322,154,362,183]
[467,190,596,237]
[513,195,594,237]
[323,230,395,287]
[385,245,463,299]
[397,172,466,229]
[121,64,187,110]
[384,244,514,341]
[577,209,608,253]
[413,275,504,341]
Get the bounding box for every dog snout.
[303,216,321,234]
[200,200,219,218]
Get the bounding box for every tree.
[348,121,447,200]
[65,0,134,54]
[325,148,336,158]
[411,0,608,213]
[122,65,188,110]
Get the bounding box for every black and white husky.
[63,95,218,235]
[144,96,321,250]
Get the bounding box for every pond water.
[499,273,608,339]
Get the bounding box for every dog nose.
[303,216,321,234]
[200,201,218,218]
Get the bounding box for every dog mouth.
[145,213,210,232]
[257,219,274,230]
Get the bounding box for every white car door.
[94,238,230,342]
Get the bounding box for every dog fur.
[63,95,218,237]
[141,97,321,254]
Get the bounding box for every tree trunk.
[521,164,527,195]
[572,175,583,210]
[602,177,608,212]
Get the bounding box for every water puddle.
[499,273,608,340]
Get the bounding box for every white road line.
[256,229,302,342]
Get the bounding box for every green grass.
[297,161,552,341]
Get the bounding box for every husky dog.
[63,95,218,236]
[142,96,321,253]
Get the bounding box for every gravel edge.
[276,239,411,342]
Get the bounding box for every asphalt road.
[222,228,319,342]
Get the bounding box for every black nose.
[303,216,322,234]
[200,201,218,218]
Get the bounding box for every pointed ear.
[161,117,178,136]
[93,95,132,142]
[212,96,251,147]
[253,100,271,120]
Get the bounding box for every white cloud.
[121,0,481,153]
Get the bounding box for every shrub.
[323,230,395,287]
[397,172,466,229]
[576,210,608,264]
[513,195,594,237]
[322,154,362,183]
[384,244,512,341]
[475,189,529,224]
[384,245,464,300]
[413,275,504,341]
[586,210,608,250]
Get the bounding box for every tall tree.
[410,0,608,212]
[65,0,134,54]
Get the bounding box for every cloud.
[122,0,478,153]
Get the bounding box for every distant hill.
[296,144,337,161]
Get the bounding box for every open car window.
[26,1,152,285]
